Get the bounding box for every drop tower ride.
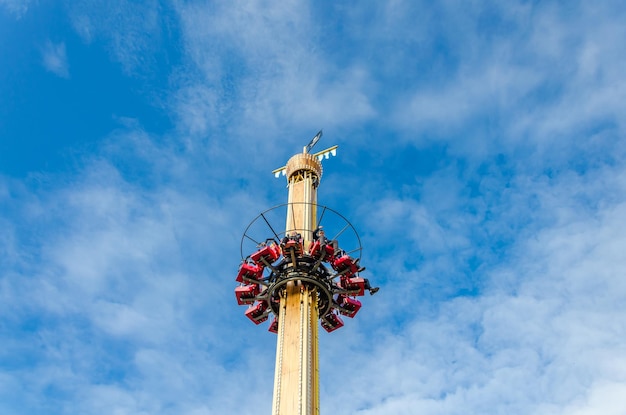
[234,132,378,415]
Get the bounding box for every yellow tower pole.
[271,149,323,415]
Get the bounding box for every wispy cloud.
[0,126,275,414]
[68,0,162,75]
[41,41,69,78]
[0,0,31,18]
[317,161,626,414]
[173,1,376,145]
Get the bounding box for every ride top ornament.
[233,131,378,415]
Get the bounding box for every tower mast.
[272,148,323,415]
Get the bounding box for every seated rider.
[312,226,339,253]
[339,274,379,295]
[281,232,302,245]
[281,232,304,257]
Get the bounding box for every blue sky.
[2,1,626,414]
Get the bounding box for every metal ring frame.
[265,274,334,318]
[240,202,363,261]
[238,202,364,323]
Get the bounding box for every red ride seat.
[236,262,264,283]
[339,277,366,296]
[281,239,303,257]
[331,255,359,277]
[321,312,344,333]
[323,245,335,261]
[268,317,279,333]
[245,301,269,324]
[336,295,362,318]
[309,240,322,258]
[250,244,281,265]
[309,241,336,262]
[235,284,260,305]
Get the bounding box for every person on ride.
[313,226,339,253]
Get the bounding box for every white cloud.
[320,161,626,415]
[384,1,626,168]
[68,0,161,74]
[0,0,30,18]
[173,1,376,144]
[0,117,298,413]
[41,41,69,78]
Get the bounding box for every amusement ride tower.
[234,132,378,415]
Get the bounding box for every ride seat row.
[250,243,281,265]
[335,294,362,318]
[321,311,344,332]
[236,262,263,283]
[235,284,260,305]
[245,301,269,324]
[338,276,366,296]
